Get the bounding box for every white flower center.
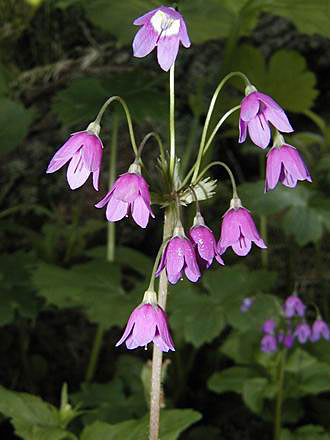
[151,10,180,37]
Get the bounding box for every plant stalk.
[169,64,176,179]
[149,208,174,440]
[85,111,119,383]
[274,350,286,440]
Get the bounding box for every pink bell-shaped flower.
[310,319,330,342]
[46,121,103,190]
[95,162,154,229]
[132,5,191,71]
[283,295,305,318]
[116,290,174,352]
[265,136,312,191]
[189,212,224,269]
[239,85,293,149]
[156,223,200,284]
[217,197,267,257]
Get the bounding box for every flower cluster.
[239,85,311,192]
[260,295,330,353]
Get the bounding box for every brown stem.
[149,208,174,440]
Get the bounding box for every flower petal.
[133,8,159,25]
[105,197,128,222]
[179,18,191,47]
[157,35,180,71]
[263,106,293,133]
[81,134,103,172]
[265,148,282,192]
[131,196,151,228]
[240,93,260,122]
[247,113,271,149]
[133,24,158,58]
[239,119,247,143]
[232,234,252,256]
[66,151,90,190]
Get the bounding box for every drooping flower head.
[283,295,305,318]
[46,121,103,190]
[262,319,276,335]
[261,334,277,353]
[217,197,267,257]
[116,290,174,352]
[310,319,330,342]
[95,162,154,228]
[265,137,312,192]
[293,322,311,344]
[133,6,191,71]
[189,212,224,270]
[239,85,293,149]
[156,223,200,284]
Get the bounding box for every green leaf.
[266,50,318,112]
[282,206,323,245]
[220,330,260,364]
[0,385,77,440]
[32,261,140,329]
[0,98,34,153]
[208,366,258,394]
[267,0,330,38]
[80,409,201,440]
[293,424,330,440]
[242,377,268,413]
[53,74,166,127]
[285,348,317,373]
[168,282,225,347]
[299,363,330,395]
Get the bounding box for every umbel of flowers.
[46,4,313,440]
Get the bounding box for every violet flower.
[240,297,254,313]
[46,123,103,190]
[262,319,276,334]
[217,197,267,257]
[156,224,200,284]
[116,291,174,352]
[283,295,305,318]
[277,330,293,348]
[261,334,277,353]
[133,5,191,71]
[95,163,154,229]
[310,319,330,342]
[265,141,312,192]
[239,86,293,149]
[293,322,311,344]
[189,213,224,269]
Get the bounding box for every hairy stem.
[85,112,119,383]
[169,64,176,179]
[149,208,174,440]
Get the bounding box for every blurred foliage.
[1,0,330,439]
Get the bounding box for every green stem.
[274,350,286,440]
[191,71,250,183]
[196,161,238,198]
[303,109,326,135]
[149,208,174,440]
[260,215,268,268]
[95,95,138,156]
[85,112,119,383]
[169,64,176,179]
[181,112,200,175]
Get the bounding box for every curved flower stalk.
[46,122,103,190]
[95,162,154,228]
[133,6,191,71]
[239,85,293,149]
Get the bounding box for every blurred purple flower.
[265,144,312,192]
[95,165,154,228]
[310,319,330,342]
[116,300,174,352]
[217,198,267,257]
[261,334,277,353]
[46,128,103,190]
[262,319,276,334]
[293,322,311,344]
[283,295,305,318]
[239,88,293,149]
[133,6,191,71]
[278,329,294,349]
[189,214,224,269]
[240,297,254,313]
[156,233,200,284]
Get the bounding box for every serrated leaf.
[242,377,268,413]
[266,50,318,112]
[168,282,225,347]
[220,330,260,364]
[80,409,201,440]
[32,261,141,329]
[0,98,34,153]
[208,366,258,394]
